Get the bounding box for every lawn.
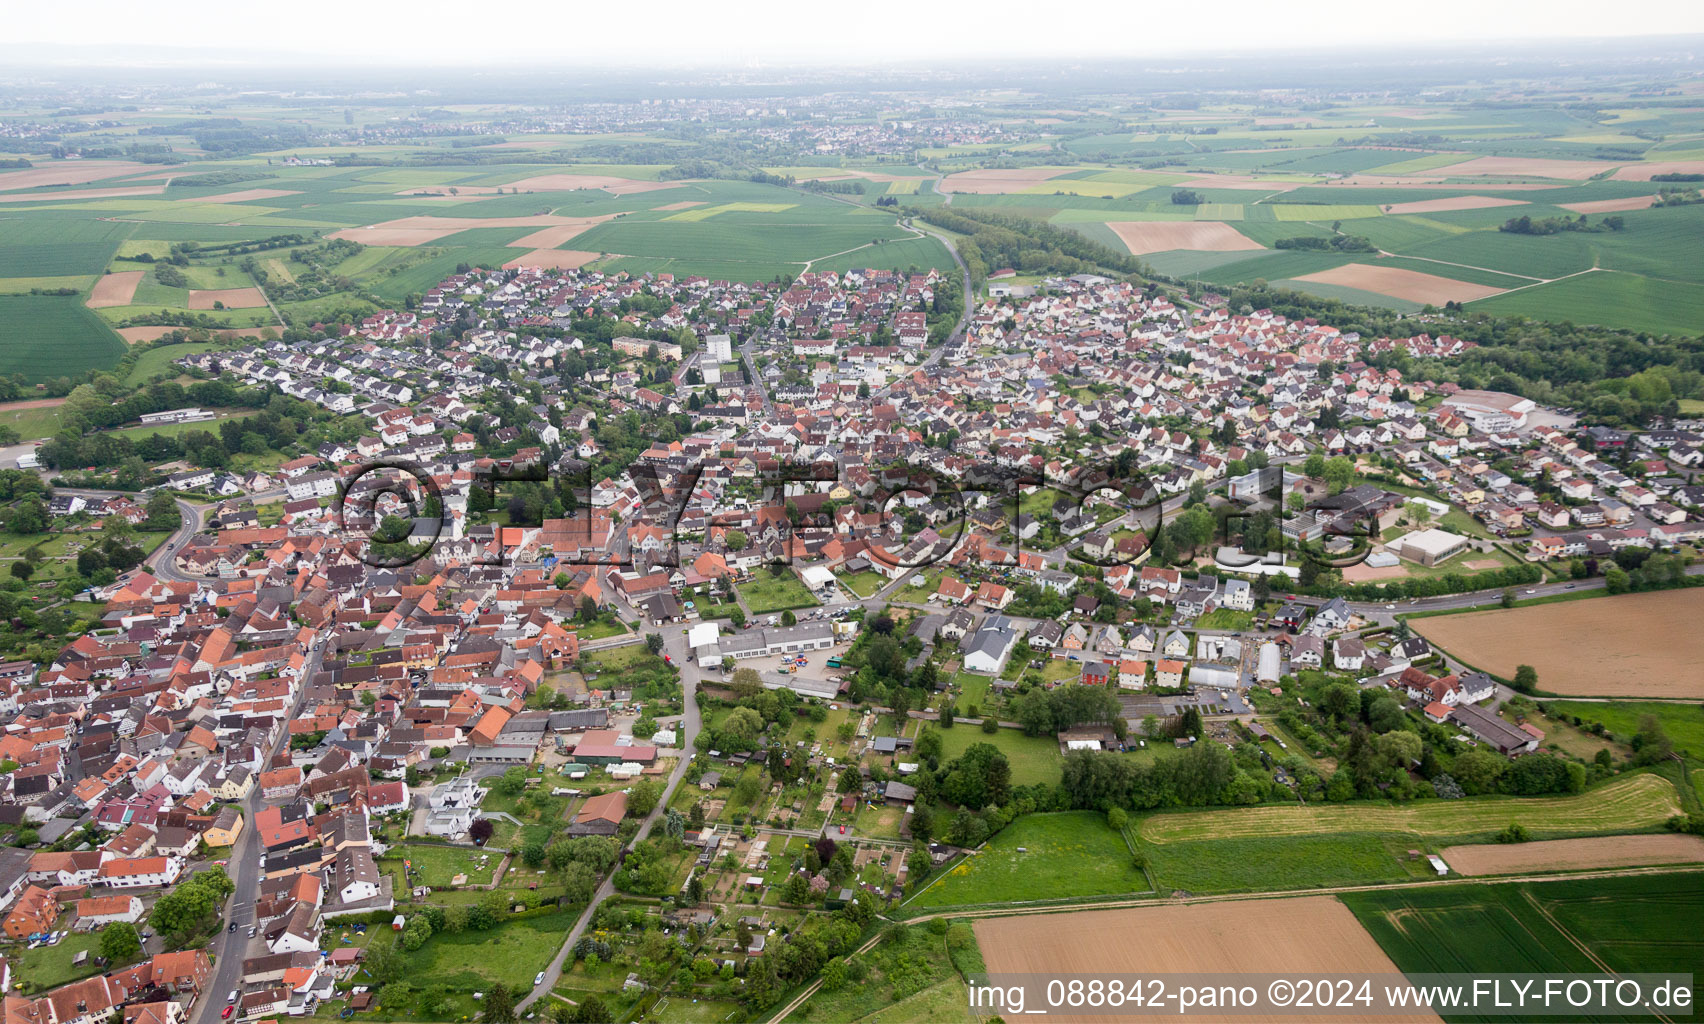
[391,907,582,992]
[6,927,108,991]
[905,811,1145,910]
[936,724,1062,788]
[892,569,943,604]
[0,401,64,442]
[738,571,820,613]
[836,570,886,599]
[1194,608,1254,630]
[385,842,501,888]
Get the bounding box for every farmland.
[1344,873,1704,985]
[905,811,1144,910]
[1136,773,1681,843]
[1415,589,1704,698]
[1438,834,1704,876]
[0,294,127,382]
[974,896,1434,1022]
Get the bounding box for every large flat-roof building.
[1397,528,1469,567]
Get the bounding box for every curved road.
[515,616,702,1015]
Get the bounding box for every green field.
[1546,701,1704,757]
[0,294,127,381]
[1344,873,1704,1014]
[906,811,1145,909]
[1142,832,1434,894]
[0,216,134,276]
[1469,270,1704,336]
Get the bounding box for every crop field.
[660,201,797,222]
[975,897,1435,1022]
[1416,589,1704,697]
[0,294,127,381]
[906,811,1144,909]
[1345,874,1704,999]
[0,215,135,276]
[1439,834,1704,876]
[1470,270,1704,336]
[1137,773,1681,843]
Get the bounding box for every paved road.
[515,616,702,1015]
[145,499,206,582]
[191,641,326,1024]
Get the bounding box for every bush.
[981,717,999,734]
[1495,822,1531,844]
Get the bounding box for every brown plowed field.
[86,271,143,308]
[1415,588,1704,697]
[188,287,268,309]
[330,213,616,248]
[1559,194,1667,214]
[0,161,183,192]
[193,188,303,204]
[1440,834,1704,876]
[1293,263,1504,304]
[1611,160,1704,181]
[975,897,1436,1023]
[502,249,600,270]
[938,168,1073,193]
[1382,195,1528,215]
[1107,220,1262,255]
[0,185,166,203]
[1438,156,1619,180]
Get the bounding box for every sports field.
[1416,589,1704,697]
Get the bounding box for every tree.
[469,818,495,844]
[1513,664,1538,692]
[377,981,413,1011]
[98,922,141,963]
[484,983,516,1024]
[784,871,812,904]
[645,633,664,655]
[628,778,662,816]
[1632,715,1674,765]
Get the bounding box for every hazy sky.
[10,0,1704,66]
